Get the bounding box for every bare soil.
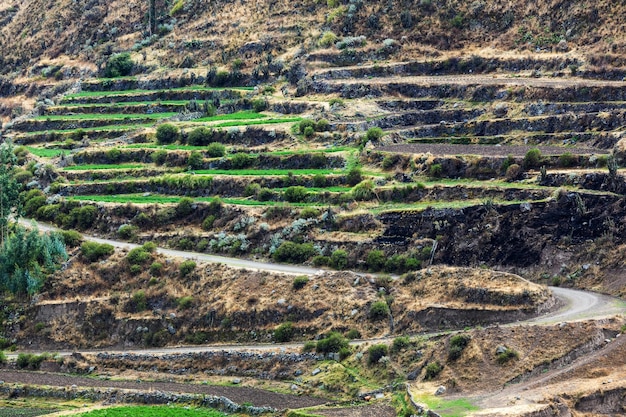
[0,370,328,410]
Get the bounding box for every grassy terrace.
[17,123,155,136]
[66,194,322,207]
[26,147,66,157]
[62,86,254,100]
[33,112,178,121]
[52,99,227,108]
[63,164,145,171]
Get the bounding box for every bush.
[319,31,339,48]
[299,208,320,219]
[151,150,168,165]
[59,230,82,247]
[368,344,389,364]
[177,296,194,310]
[16,353,49,370]
[149,262,163,276]
[188,127,212,146]
[274,322,294,342]
[312,255,330,266]
[179,260,197,277]
[366,250,386,271]
[176,197,194,216]
[156,123,180,145]
[558,152,576,168]
[202,215,216,230]
[126,247,150,265]
[207,142,226,157]
[448,334,471,361]
[0,350,6,364]
[273,241,317,263]
[298,119,315,134]
[429,163,442,178]
[346,167,363,186]
[330,249,348,269]
[302,341,317,353]
[292,276,309,290]
[283,186,309,203]
[424,361,443,380]
[316,332,349,353]
[505,164,522,181]
[369,300,390,320]
[230,153,253,169]
[392,336,411,352]
[523,148,542,169]
[117,224,138,240]
[72,205,98,230]
[365,127,384,142]
[81,241,114,262]
[352,180,375,201]
[103,53,133,78]
[252,98,268,112]
[303,126,315,138]
[316,119,330,132]
[188,151,203,169]
[345,329,361,339]
[132,291,147,311]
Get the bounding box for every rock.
[294,369,303,376]
[291,384,299,391]
[556,39,569,52]
[435,386,446,396]
[232,378,241,384]
[312,368,321,376]
[407,370,418,380]
[351,309,359,317]
[364,395,372,401]
[582,263,591,270]
[375,393,384,399]
[494,103,508,117]
[496,345,507,355]
[167,325,176,335]
[277,298,286,305]
[520,202,531,212]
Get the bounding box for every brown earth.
[377,143,608,157]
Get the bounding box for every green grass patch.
[73,405,229,417]
[34,112,178,121]
[67,194,321,207]
[25,147,65,158]
[416,394,479,417]
[192,168,341,176]
[64,164,145,171]
[20,123,155,136]
[63,86,253,100]
[194,111,267,122]
[211,117,302,127]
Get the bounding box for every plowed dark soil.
[377,143,608,156]
[0,370,328,409]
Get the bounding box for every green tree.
[0,141,20,244]
[103,53,134,78]
[0,227,67,297]
[156,124,180,145]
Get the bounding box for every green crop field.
[67,194,321,207]
[34,112,178,121]
[63,86,253,99]
[191,168,342,176]
[20,123,155,136]
[194,110,267,122]
[72,405,229,417]
[64,164,145,171]
[25,147,66,157]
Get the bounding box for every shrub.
[313,174,327,188]
[230,153,253,169]
[424,361,443,380]
[368,344,389,365]
[283,186,308,203]
[169,0,184,16]
[179,260,196,277]
[177,296,194,310]
[188,151,203,169]
[496,348,519,364]
[346,167,363,186]
[302,341,317,353]
[303,126,315,138]
[345,329,361,339]
[59,230,82,247]
[132,291,147,311]
[523,148,542,169]
[329,98,344,107]
[72,205,98,229]
[312,255,330,266]
[366,250,386,271]
[103,53,133,78]
[252,98,268,112]
[319,31,338,48]
[369,300,390,320]
[505,164,522,181]
[330,249,348,269]
[298,119,315,134]
[149,262,163,276]
[352,180,375,201]
[316,119,330,132]
[448,334,471,361]
[177,197,194,216]
[273,242,317,263]
[429,163,442,178]
[392,336,411,352]
[299,208,320,219]
[127,247,150,265]
[117,224,138,240]
[188,127,212,146]
[202,215,216,230]
[274,322,294,342]
[292,276,309,290]
[156,123,180,145]
[338,346,352,361]
[81,241,114,262]
[316,332,349,353]
[365,127,384,142]
[207,142,226,157]
[151,150,168,165]
[558,152,576,168]
[0,350,6,364]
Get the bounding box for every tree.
[156,124,180,144]
[0,227,67,297]
[0,141,21,245]
[148,0,157,35]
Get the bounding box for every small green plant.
[496,348,519,364]
[302,341,317,353]
[299,208,320,219]
[424,361,443,380]
[316,332,349,353]
[558,152,576,168]
[156,123,180,145]
[0,350,6,365]
[132,291,147,311]
[429,163,443,178]
[117,224,138,240]
[81,241,114,262]
[366,250,386,271]
[303,126,315,138]
[103,53,133,78]
[202,215,216,230]
[59,230,82,247]
[284,186,309,202]
[274,322,294,342]
[149,262,163,276]
[365,127,384,142]
[368,344,389,364]
[292,276,309,290]
[392,336,411,352]
[345,329,361,339]
[126,247,150,265]
[319,31,339,47]
[330,249,348,269]
[523,148,542,169]
[206,142,226,157]
[179,260,197,277]
[369,300,390,320]
[448,334,471,361]
[177,296,194,310]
